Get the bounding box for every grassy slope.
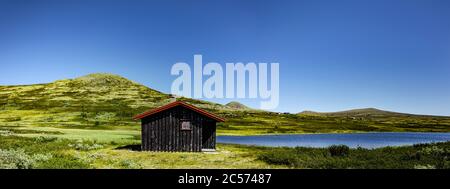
[0,73,449,136]
[0,73,230,128]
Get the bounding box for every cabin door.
[201,120,215,149]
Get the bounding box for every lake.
[217,132,450,148]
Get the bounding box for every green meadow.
[1,126,449,169]
[0,126,283,169]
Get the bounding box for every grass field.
[0,126,284,169]
[1,126,449,169]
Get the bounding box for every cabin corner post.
[213,124,217,149]
[141,122,145,151]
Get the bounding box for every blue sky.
[0,0,449,115]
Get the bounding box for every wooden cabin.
[133,101,225,152]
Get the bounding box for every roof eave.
[133,101,225,122]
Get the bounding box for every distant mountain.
[298,108,440,118]
[297,110,324,116]
[225,101,251,110]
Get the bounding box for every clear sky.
[1,0,449,115]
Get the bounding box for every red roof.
[133,101,225,122]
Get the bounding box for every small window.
[181,120,191,130]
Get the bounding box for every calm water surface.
[217,132,450,148]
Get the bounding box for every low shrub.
[5,117,21,122]
[401,152,421,161]
[34,136,58,143]
[0,135,93,169]
[328,145,350,157]
[0,148,52,169]
[120,159,143,169]
[36,154,91,169]
[257,149,299,167]
[0,130,14,136]
[257,142,450,169]
[414,164,436,169]
[0,149,34,169]
[419,146,450,169]
[420,146,448,157]
[69,140,104,151]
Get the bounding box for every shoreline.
[217,130,450,137]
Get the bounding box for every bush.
[69,140,103,151]
[414,164,436,169]
[257,149,299,167]
[419,146,450,169]
[73,151,106,165]
[0,148,52,169]
[401,152,421,161]
[0,149,34,169]
[34,136,58,143]
[0,130,14,136]
[36,154,90,169]
[420,146,448,157]
[328,145,350,157]
[120,159,143,169]
[5,117,21,122]
[257,142,450,169]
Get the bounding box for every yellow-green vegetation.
[258,142,450,169]
[1,73,450,135]
[0,73,449,169]
[15,127,140,143]
[0,126,284,169]
[218,110,450,135]
[1,126,449,169]
[0,73,172,128]
[78,144,283,169]
[2,73,449,169]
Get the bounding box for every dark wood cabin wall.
[202,121,216,149]
[141,106,216,152]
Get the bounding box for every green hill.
[225,101,251,110]
[0,73,233,128]
[297,108,450,119]
[1,73,450,135]
[299,108,413,117]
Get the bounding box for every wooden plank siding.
[141,105,216,152]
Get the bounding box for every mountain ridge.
[225,101,251,110]
[298,108,449,118]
